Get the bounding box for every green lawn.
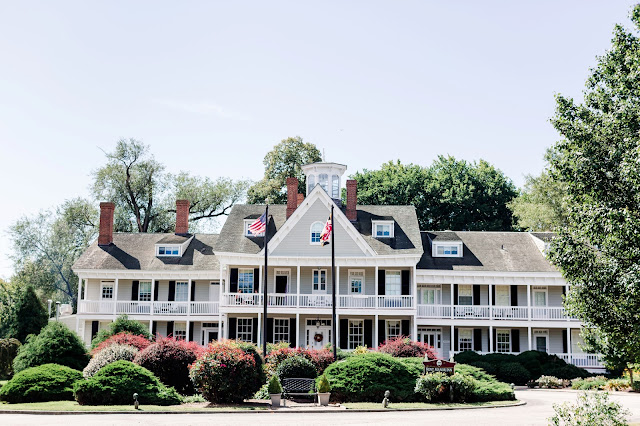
[0,401,269,412]
[343,400,521,410]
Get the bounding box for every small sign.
[423,358,456,376]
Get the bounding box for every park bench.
[281,378,317,404]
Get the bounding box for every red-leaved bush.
[189,340,261,403]
[91,332,152,355]
[377,336,438,358]
[134,336,203,394]
[266,347,334,374]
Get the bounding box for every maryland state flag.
[320,214,332,246]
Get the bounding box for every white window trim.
[421,285,442,305]
[532,286,548,307]
[174,322,187,340]
[385,319,402,341]
[156,245,181,257]
[348,319,364,349]
[433,242,463,258]
[458,327,474,352]
[372,220,395,238]
[533,329,549,352]
[458,284,473,305]
[244,219,265,237]
[139,281,152,302]
[310,221,324,245]
[237,317,253,342]
[496,328,512,353]
[100,281,114,300]
[274,269,290,293]
[312,269,327,293]
[175,281,189,302]
[348,269,365,294]
[273,318,290,343]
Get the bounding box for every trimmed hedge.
[83,344,139,378]
[0,363,82,403]
[74,360,181,405]
[276,356,317,380]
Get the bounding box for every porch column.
[450,283,454,319]
[412,266,417,310]
[259,266,263,298]
[296,265,301,308]
[187,278,192,315]
[113,278,119,316]
[186,320,191,342]
[335,313,340,350]
[296,313,300,349]
[489,325,494,353]
[374,314,379,349]
[77,276,83,307]
[567,326,572,361]
[336,265,340,300]
[257,312,262,347]
[412,316,418,341]
[219,264,224,330]
[526,283,531,320]
[528,326,532,350]
[488,283,493,320]
[450,325,454,359]
[150,278,155,315]
[149,320,153,335]
[374,266,379,308]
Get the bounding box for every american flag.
[320,214,332,246]
[248,212,267,235]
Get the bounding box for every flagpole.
[331,204,337,361]
[263,203,268,358]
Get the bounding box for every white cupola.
[301,162,347,203]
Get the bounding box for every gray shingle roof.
[530,232,556,243]
[213,204,288,254]
[417,231,557,272]
[428,231,461,241]
[73,233,219,271]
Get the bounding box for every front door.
[207,331,218,343]
[202,327,219,345]
[276,275,288,293]
[535,335,548,352]
[420,329,443,358]
[307,325,331,350]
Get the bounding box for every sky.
[0,0,636,279]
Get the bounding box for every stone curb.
[0,400,525,415]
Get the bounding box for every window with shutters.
[458,328,473,352]
[274,319,289,343]
[496,329,511,353]
[495,286,510,306]
[533,286,547,306]
[174,323,186,340]
[348,320,364,349]
[385,271,401,295]
[349,270,364,294]
[139,282,152,301]
[175,282,188,301]
[458,285,473,305]
[386,320,401,340]
[237,318,253,342]
[101,281,114,299]
[238,269,254,293]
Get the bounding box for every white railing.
[79,300,220,315]
[153,301,188,315]
[299,294,332,307]
[268,294,298,307]
[78,300,114,314]
[224,293,263,306]
[116,301,152,315]
[531,307,568,320]
[190,302,219,314]
[417,304,452,318]
[415,304,574,320]
[492,306,529,320]
[554,353,604,368]
[339,295,376,308]
[377,295,413,308]
[454,305,490,319]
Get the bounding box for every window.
[434,244,462,257]
[176,281,188,301]
[533,286,547,307]
[421,285,441,305]
[312,269,327,292]
[158,246,180,256]
[373,221,394,238]
[331,174,339,199]
[386,320,401,340]
[495,286,510,306]
[349,270,364,294]
[496,329,511,353]
[238,269,254,293]
[319,174,328,192]
[244,220,264,237]
[458,285,472,305]
[237,318,253,342]
[274,319,289,343]
[310,222,323,244]
[307,175,315,194]
[385,271,401,295]
[458,328,473,352]
[534,329,549,352]
[174,323,186,340]
[348,320,364,349]
[101,281,114,299]
[139,281,151,302]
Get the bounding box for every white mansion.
[72,162,602,371]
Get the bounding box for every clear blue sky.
[0,0,636,279]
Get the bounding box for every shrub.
[323,352,417,402]
[265,347,334,375]
[468,361,498,376]
[544,364,590,380]
[632,381,640,392]
[0,363,82,403]
[317,374,331,393]
[254,383,270,400]
[74,360,181,405]
[352,346,369,355]
[83,344,139,378]
[378,336,438,358]
[134,337,202,395]
[603,379,630,391]
[448,364,515,402]
[516,351,543,380]
[189,340,261,403]
[537,375,564,389]
[266,342,290,354]
[549,392,630,426]
[496,362,530,385]
[414,373,477,403]
[276,356,317,380]
[449,373,477,402]
[415,372,448,401]
[571,376,607,390]
[90,315,152,350]
[13,322,89,373]
[0,338,21,379]
[453,350,482,364]
[91,332,151,355]
[267,375,282,394]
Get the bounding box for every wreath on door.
[314,333,323,342]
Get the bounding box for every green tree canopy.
[548,5,640,378]
[247,136,322,204]
[7,286,48,343]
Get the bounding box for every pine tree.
[8,286,48,343]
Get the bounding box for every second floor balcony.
[417,304,577,321]
[222,293,414,309]
[78,300,220,316]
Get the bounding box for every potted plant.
[268,375,282,407]
[316,374,331,406]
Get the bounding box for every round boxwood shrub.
[496,362,530,385]
[13,322,89,373]
[91,332,151,355]
[276,356,317,380]
[134,337,200,395]
[0,338,21,379]
[83,344,139,378]
[323,352,417,402]
[0,363,82,403]
[74,360,181,405]
[189,341,261,403]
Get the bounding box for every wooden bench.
[282,378,317,404]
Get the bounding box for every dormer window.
[433,242,463,258]
[244,219,264,237]
[372,220,394,238]
[157,245,180,256]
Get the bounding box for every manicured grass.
[0,401,269,412]
[343,400,521,410]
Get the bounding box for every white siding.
[339,267,375,295]
[549,286,564,307]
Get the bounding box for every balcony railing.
[78,300,219,315]
[417,304,576,320]
[555,353,604,369]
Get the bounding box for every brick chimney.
[175,199,190,235]
[98,202,115,246]
[297,193,304,207]
[346,180,357,221]
[286,177,299,218]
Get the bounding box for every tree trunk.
[629,365,634,389]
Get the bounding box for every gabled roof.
[352,205,423,255]
[213,204,287,254]
[418,231,557,272]
[73,233,219,271]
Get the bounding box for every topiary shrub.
[317,374,331,393]
[496,362,530,385]
[267,374,282,394]
[134,337,202,395]
[83,344,139,378]
[90,315,152,350]
[378,336,438,358]
[276,356,317,380]
[0,363,82,403]
[323,352,417,402]
[189,340,261,403]
[0,338,21,379]
[13,322,89,373]
[73,360,181,405]
[91,332,151,355]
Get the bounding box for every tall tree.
[0,279,19,338]
[247,136,322,204]
[548,5,640,378]
[7,286,48,343]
